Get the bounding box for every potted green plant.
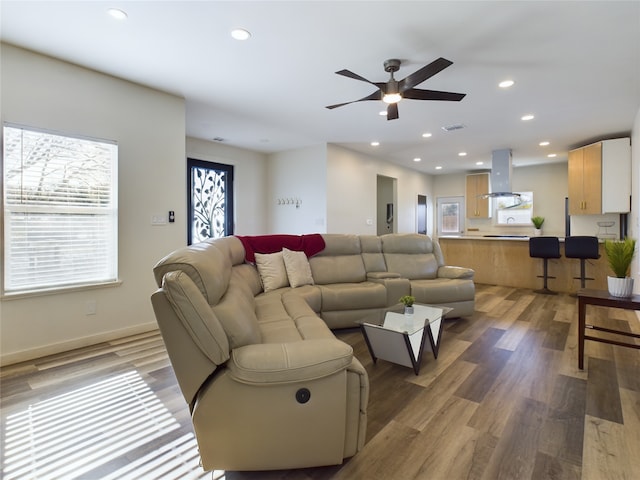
[399,295,415,315]
[604,237,636,297]
[531,216,544,236]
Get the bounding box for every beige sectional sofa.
[151,233,474,471]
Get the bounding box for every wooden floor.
[2,284,639,480]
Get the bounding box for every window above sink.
[495,192,534,225]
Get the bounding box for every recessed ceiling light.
[107,8,128,20]
[413,157,421,162]
[422,132,432,138]
[458,152,467,157]
[499,80,515,88]
[476,161,484,166]
[539,141,550,146]
[370,141,380,146]
[521,114,535,121]
[547,153,557,158]
[435,166,443,170]
[231,28,251,40]
[379,110,387,116]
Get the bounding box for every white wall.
[186,137,268,235]
[327,144,434,235]
[266,144,327,234]
[0,44,186,365]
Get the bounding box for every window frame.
[2,123,119,297]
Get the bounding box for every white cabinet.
[601,138,631,213]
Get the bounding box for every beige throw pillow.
[282,248,314,288]
[255,251,289,292]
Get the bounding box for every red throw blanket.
[236,234,326,263]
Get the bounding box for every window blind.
[3,125,118,294]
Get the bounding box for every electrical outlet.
[151,214,167,225]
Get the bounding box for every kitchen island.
[439,236,610,293]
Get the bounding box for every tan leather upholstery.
[150,233,473,471]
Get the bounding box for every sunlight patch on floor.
[2,370,179,479]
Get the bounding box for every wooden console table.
[577,288,640,369]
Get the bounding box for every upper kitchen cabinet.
[568,143,601,215]
[466,173,490,218]
[568,138,631,215]
[601,138,631,213]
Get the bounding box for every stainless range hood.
[481,148,521,198]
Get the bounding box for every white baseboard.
[1,322,159,367]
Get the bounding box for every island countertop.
[438,234,579,242]
[438,236,609,293]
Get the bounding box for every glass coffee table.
[359,304,451,375]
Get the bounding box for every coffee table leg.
[360,325,378,364]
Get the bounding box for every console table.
[577,288,640,369]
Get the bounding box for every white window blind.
[3,125,118,295]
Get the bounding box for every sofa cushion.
[384,253,439,280]
[282,248,315,288]
[162,270,230,365]
[359,235,387,273]
[212,283,262,348]
[310,255,367,284]
[282,285,322,313]
[318,282,388,311]
[255,293,303,343]
[381,234,439,280]
[232,263,264,297]
[255,251,290,292]
[410,278,476,304]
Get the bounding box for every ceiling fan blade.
[325,90,383,109]
[387,103,399,120]
[402,88,466,101]
[335,69,379,86]
[399,57,453,92]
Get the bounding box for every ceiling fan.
[326,57,466,120]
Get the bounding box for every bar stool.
[529,236,561,294]
[564,236,600,289]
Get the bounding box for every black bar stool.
[564,236,600,289]
[529,236,561,294]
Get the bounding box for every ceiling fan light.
[383,93,402,104]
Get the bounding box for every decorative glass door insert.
[187,158,234,244]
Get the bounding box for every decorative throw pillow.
[255,251,289,292]
[282,248,314,288]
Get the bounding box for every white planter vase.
[607,276,634,297]
[534,228,542,236]
[404,306,414,315]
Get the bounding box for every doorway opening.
[377,175,397,235]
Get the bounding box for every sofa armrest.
[438,265,475,280]
[228,339,353,384]
[366,271,401,280]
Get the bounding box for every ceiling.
[2,1,639,175]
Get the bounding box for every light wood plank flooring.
[2,284,639,479]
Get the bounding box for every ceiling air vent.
[441,123,465,132]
